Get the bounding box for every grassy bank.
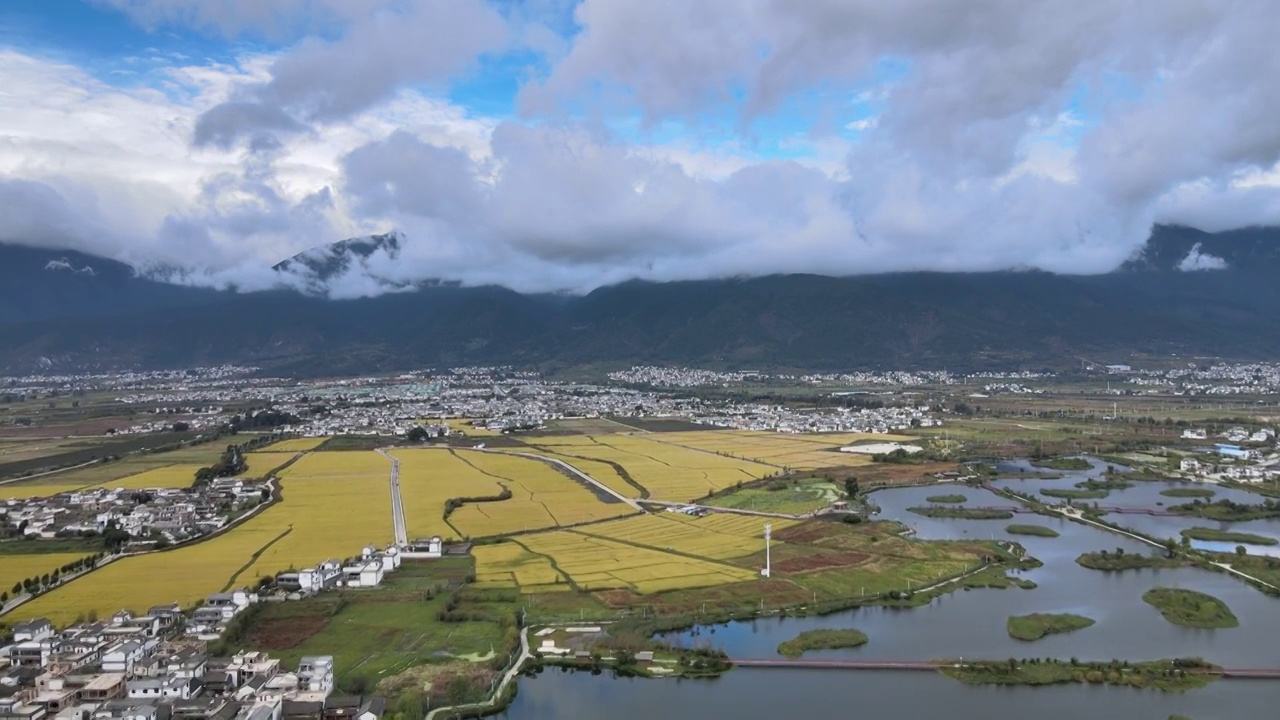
[1040,488,1108,500]
[1006,613,1095,641]
[776,629,869,657]
[907,506,1013,520]
[1005,524,1059,538]
[1169,499,1280,521]
[1076,551,1182,571]
[925,494,967,504]
[1180,527,1278,546]
[1032,458,1092,471]
[1161,488,1215,499]
[940,657,1219,691]
[1142,588,1238,629]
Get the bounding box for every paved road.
[643,499,804,520]
[376,448,408,547]
[425,625,531,720]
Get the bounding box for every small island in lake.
[1007,613,1095,641]
[908,506,1013,520]
[1179,527,1278,546]
[1168,498,1280,521]
[1006,524,1059,538]
[1161,487,1215,498]
[1032,457,1092,471]
[925,494,967,504]
[940,657,1220,691]
[1076,550,1182,571]
[1041,488,1108,500]
[777,629,869,657]
[1142,588,1239,629]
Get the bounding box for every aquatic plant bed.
[1076,552,1182,571]
[907,507,1013,520]
[1005,524,1059,538]
[925,494,967,504]
[1006,613,1095,641]
[776,629,869,657]
[1040,488,1108,500]
[1142,588,1238,629]
[940,657,1220,691]
[1031,458,1092,471]
[1179,527,1278,546]
[1160,488,1215,498]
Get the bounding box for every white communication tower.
[761,523,772,577]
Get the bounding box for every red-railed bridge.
[730,658,1280,679]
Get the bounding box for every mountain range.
[0,224,1277,375]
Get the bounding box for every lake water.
[499,669,1277,720]
[499,461,1280,718]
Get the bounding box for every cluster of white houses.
[2,482,268,547]
[0,614,383,720]
[0,547,431,720]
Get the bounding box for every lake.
[500,463,1280,718]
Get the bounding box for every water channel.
[497,459,1280,718]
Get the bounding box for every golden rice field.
[1,553,93,590]
[12,452,393,626]
[524,435,772,500]
[392,449,631,540]
[256,437,330,453]
[447,451,633,537]
[513,531,756,594]
[0,444,233,500]
[652,430,910,470]
[277,450,388,481]
[237,452,297,478]
[575,513,795,561]
[101,464,204,489]
[505,449,641,499]
[471,542,568,592]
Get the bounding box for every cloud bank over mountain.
[3,1,1280,295]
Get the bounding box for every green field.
[704,480,842,515]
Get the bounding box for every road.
[376,448,408,547]
[425,625,531,720]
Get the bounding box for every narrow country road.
[425,625,531,720]
[376,448,408,547]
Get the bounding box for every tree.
[843,477,859,498]
[1164,538,1178,558]
[1236,545,1248,557]
[406,426,429,443]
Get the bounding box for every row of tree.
[4,553,104,603]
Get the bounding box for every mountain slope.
[0,225,1276,374]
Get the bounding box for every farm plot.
[392,449,631,540]
[1,552,94,591]
[654,430,887,470]
[514,531,756,594]
[0,444,233,499]
[472,542,569,592]
[13,452,393,626]
[257,437,330,453]
[575,513,794,561]
[237,453,297,478]
[526,435,772,500]
[509,448,643,499]
[102,464,204,489]
[447,451,632,538]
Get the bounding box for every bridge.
[968,505,1179,517]
[729,658,1280,678]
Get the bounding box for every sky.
[3,0,1280,296]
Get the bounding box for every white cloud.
[1178,243,1228,271]
[5,1,1280,296]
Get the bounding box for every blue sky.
[0,1,1275,294]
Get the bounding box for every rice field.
[524,435,773,500]
[513,531,757,594]
[11,451,393,626]
[100,464,204,489]
[0,444,233,500]
[237,453,297,478]
[471,542,569,592]
[392,449,632,540]
[574,513,794,560]
[256,437,331,453]
[650,430,906,470]
[1,553,93,590]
